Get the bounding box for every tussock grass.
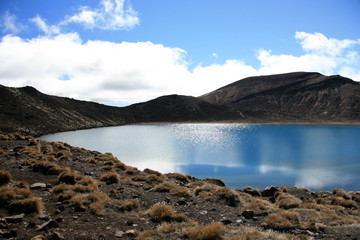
[70,192,108,214]
[0,170,12,185]
[57,169,80,184]
[265,210,299,230]
[215,187,241,207]
[154,182,191,197]
[125,166,140,175]
[148,204,188,222]
[144,168,162,176]
[146,174,164,185]
[276,193,302,209]
[166,173,189,183]
[7,197,43,214]
[183,223,225,240]
[32,160,65,175]
[99,172,120,184]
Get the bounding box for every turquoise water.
[39,124,360,191]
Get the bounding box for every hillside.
[1,133,359,239]
[200,72,360,123]
[1,72,360,136]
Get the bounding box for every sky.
[0,0,360,106]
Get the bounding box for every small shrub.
[99,172,120,184]
[7,197,43,214]
[0,171,12,185]
[183,223,225,240]
[148,204,188,222]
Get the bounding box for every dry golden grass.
[265,210,299,230]
[166,173,189,183]
[41,144,54,154]
[183,223,225,240]
[70,192,108,214]
[131,175,147,182]
[52,183,73,194]
[0,149,6,156]
[100,165,115,171]
[125,166,140,175]
[0,170,12,185]
[154,182,191,197]
[99,172,120,184]
[0,186,33,205]
[146,174,164,185]
[215,187,240,207]
[57,169,80,184]
[144,168,162,176]
[241,193,276,216]
[7,197,44,214]
[276,193,302,209]
[118,199,141,212]
[148,204,188,223]
[32,161,65,175]
[333,189,351,199]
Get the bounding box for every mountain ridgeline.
[1,72,360,136]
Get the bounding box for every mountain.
[0,85,131,136]
[1,72,360,136]
[200,72,360,123]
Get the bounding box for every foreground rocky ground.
[0,133,359,240]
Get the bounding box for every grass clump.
[57,169,79,184]
[265,210,299,230]
[70,192,108,214]
[99,172,120,184]
[154,182,191,197]
[166,173,189,183]
[276,193,302,209]
[148,204,188,223]
[7,197,44,214]
[183,223,225,240]
[215,187,240,207]
[0,171,12,185]
[146,174,164,185]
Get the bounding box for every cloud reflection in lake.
[39,124,360,191]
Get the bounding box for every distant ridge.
[1,72,360,136]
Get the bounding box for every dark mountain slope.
[125,94,233,122]
[1,72,360,136]
[0,85,131,136]
[200,72,360,123]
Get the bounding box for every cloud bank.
[0,0,359,105]
[0,31,359,104]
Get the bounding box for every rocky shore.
[1,132,360,239]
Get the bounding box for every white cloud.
[0,31,359,105]
[30,15,60,36]
[1,11,24,34]
[61,0,139,30]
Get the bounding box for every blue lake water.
[39,124,360,191]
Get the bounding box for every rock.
[27,222,36,228]
[0,219,8,229]
[115,230,124,238]
[200,210,208,215]
[37,220,58,231]
[125,229,136,236]
[49,231,65,240]
[177,200,187,205]
[261,186,279,197]
[55,217,63,223]
[204,178,226,187]
[31,235,45,240]
[0,228,17,238]
[221,218,232,225]
[38,214,50,221]
[243,187,261,196]
[241,210,255,219]
[4,213,25,223]
[30,183,47,190]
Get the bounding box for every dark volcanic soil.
[1,133,360,240]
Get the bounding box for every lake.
[39,124,360,191]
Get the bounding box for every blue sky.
[1,0,360,105]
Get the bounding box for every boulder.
[261,186,279,197]
[30,183,47,190]
[4,213,25,223]
[241,210,255,219]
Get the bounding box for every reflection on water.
[39,124,360,191]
